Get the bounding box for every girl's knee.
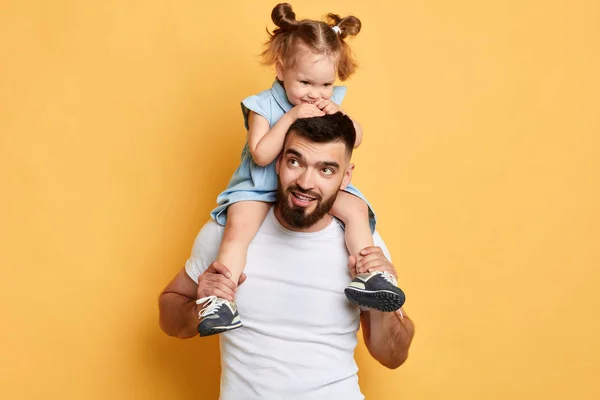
[223,202,269,242]
[334,192,369,222]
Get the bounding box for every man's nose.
[296,168,316,190]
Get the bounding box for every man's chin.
[287,209,311,223]
[281,202,319,229]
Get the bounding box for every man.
[159,113,415,399]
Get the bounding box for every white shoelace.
[378,271,398,286]
[196,295,227,319]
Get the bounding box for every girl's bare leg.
[330,191,373,264]
[331,191,406,312]
[217,201,272,283]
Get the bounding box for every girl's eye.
[323,83,332,87]
[300,81,310,85]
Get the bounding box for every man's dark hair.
[286,112,356,155]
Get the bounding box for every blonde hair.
[261,3,362,81]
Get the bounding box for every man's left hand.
[347,246,398,279]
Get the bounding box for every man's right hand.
[196,261,247,302]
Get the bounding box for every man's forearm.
[158,292,199,339]
[361,309,415,369]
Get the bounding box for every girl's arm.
[247,104,324,167]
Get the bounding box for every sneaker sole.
[344,287,405,312]
[198,321,243,337]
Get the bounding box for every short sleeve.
[241,95,272,130]
[372,231,392,262]
[184,221,224,283]
[330,85,347,106]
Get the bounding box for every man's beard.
[275,180,338,229]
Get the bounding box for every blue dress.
[211,80,376,232]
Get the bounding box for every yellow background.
[1,1,599,399]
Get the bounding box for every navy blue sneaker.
[344,271,405,312]
[196,296,242,337]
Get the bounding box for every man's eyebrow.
[318,161,340,169]
[284,148,305,160]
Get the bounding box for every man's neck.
[273,205,333,233]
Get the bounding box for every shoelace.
[196,295,227,319]
[377,271,398,286]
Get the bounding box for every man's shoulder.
[198,219,223,238]
[191,220,224,257]
[185,220,224,282]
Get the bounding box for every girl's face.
[276,45,337,106]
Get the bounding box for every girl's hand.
[290,103,325,120]
[315,99,342,115]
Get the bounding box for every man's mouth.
[291,191,317,207]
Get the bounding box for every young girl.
[196,3,405,337]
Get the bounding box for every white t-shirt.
[185,207,391,400]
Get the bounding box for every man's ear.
[276,60,285,81]
[340,164,354,190]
